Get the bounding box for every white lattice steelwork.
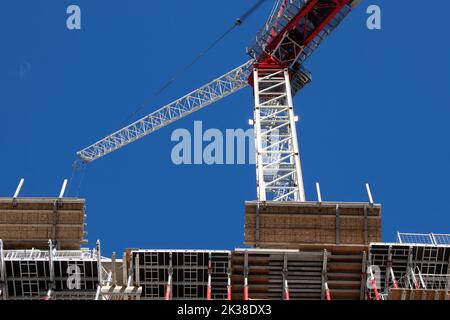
[77,61,254,163]
[420,274,450,290]
[368,242,450,299]
[388,269,450,293]
[253,67,305,202]
[0,240,107,300]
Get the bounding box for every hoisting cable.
[67,159,87,197]
[118,0,268,127]
[70,0,268,196]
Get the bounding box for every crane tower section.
[253,68,305,202]
[249,0,358,202]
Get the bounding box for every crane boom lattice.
[77,0,361,202]
[77,61,254,163]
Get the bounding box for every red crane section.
[248,0,354,85]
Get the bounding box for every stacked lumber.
[0,198,86,250]
[245,201,381,247]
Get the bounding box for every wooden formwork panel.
[0,198,85,250]
[2,241,82,251]
[0,225,84,239]
[244,201,381,247]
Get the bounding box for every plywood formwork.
[231,249,326,300]
[245,201,381,248]
[0,198,86,250]
[320,245,367,300]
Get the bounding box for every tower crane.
[77,0,362,202]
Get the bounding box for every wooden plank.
[0,198,85,250]
[245,202,382,247]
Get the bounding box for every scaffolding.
[382,269,450,300]
[130,250,231,300]
[367,233,450,300]
[0,239,102,300]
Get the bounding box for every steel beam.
[253,68,305,202]
[0,240,7,300]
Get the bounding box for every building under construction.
[1,0,449,301]
[1,192,449,301]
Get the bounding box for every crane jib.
[76,61,254,163]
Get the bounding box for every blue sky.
[1,1,450,255]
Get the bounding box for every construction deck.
[245,201,382,248]
[368,242,450,299]
[1,195,449,301]
[0,198,86,250]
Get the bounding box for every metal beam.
[365,183,374,205]
[316,182,322,203]
[0,240,7,300]
[112,252,116,286]
[321,249,328,300]
[48,240,55,289]
[360,251,367,300]
[384,245,392,292]
[96,240,103,285]
[59,179,68,199]
[13,178,24,199]
[253,68,305,202]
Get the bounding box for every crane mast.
[253,67,306,202]
[77,0,361,202]
[248,0,356,202]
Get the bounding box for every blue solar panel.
[397,233,434,245]
[397,232,450,245]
